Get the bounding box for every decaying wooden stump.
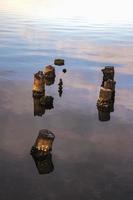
[33,71,45,97]
[31,129,55,156]
[101,66,115,85]
[99,87,112,102]
[44,65,56,85]
[44,65,55,79]
[97,66,116,121]
[103,79,116,91]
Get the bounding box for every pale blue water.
[0,11,133,200]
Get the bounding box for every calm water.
[0,11,133,200]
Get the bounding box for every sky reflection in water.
[0,9,133,200]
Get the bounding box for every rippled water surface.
[0,11,133,200]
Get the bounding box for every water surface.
[0,10,133,200]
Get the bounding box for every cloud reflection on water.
[14,23,133,76]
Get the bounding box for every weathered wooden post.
[97,99,111,121]
[101,66,115,86]
[97,66,116,121]
[44,65,56,86]
[31,129,55,174]
[32,71,45,97]
[103,79,116,112]
[31,129,55,155]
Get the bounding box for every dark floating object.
[31,129,55,174]
[31,129,55,155]
[58,78,63,86]
[54,59,64,66]
[58,89,63,97]
[32,71,45,97]
[63,68,67,73]
[31,153,54,174]
[97,66,116,121]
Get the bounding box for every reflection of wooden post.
[58,79,63,97]
[98,111,110,121]
[31,153,54,174]
[33,97,45,117]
